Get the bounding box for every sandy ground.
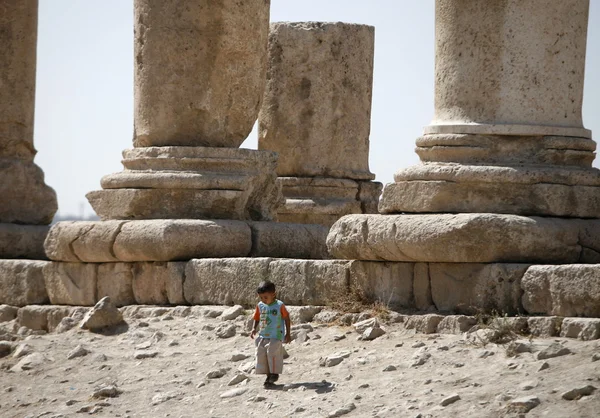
[1,306,599,418]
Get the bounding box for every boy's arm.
[281,304,291,343]
[250,306,260,339]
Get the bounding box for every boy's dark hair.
[256,280,276,294]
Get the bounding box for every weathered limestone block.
[43,263,97,306]
[184,258,272,306]
[16,305,82,332]
[259,22,375,180]
[437,315,477,334]
[44,221,125,262]
[560,318,600,340]
[276,177,381,226]
[527,316,562,338]
[184,258,350,306]
[0,224,49,260]
[45,220,252,262]
[134,0,270,148]
[348,261,414,309]
[404,314,444,334]
[0,1,57,225]
[381,164,600,218]
[0,260,48,306]
[131,262,186,305]
[248,222,330,259]
[268,260,349,306]
[0,305,18,322]
[97,264,135,307]
[428,0,590,138]
[415,134,596,167]
[413,263,434,311]
[0,161,57,225]
[429,264,529,315]
[113,220,252,261]
[521,265,600,317]
[89,147,283,222]
[327,214,600,263]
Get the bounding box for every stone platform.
[87,147,283,222]
[4,258,599,319]
[327,213,600,263]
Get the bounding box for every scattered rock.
[538,362,550,371]
[313,310,340,323]
[11,352,47,372]
[328,403,356,417]
[592,353,600,362]
[353,318,378,334]
[536,343,571,360]
[412,342,426,348]
[440,394,460,406]
[287,306,322,323]
[133,351,158,359]
[80,297,124,331]
[215,323,236,339]
[230,353,250,362]
[561,385,596,400]
[92,385,122,399]
[519,381,538,391]
[55,317,78,333]
[12,343,32,359]
[320,351,351,367]
[383,365,396,372]
[67,345,90,360]
[206,368,229,379]
[202,308,224,318]
[220,387,248,398]
[220,305,244,321]
[410,348,431,367]
[238,361,254,374]
[227,374,249,386]
[361,326,386,341]
[151,391,181,405]
[506,396,541,413]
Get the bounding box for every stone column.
[379,0,600,219]
[328,0,600,266]
[87,0,282,222]
[0,0,57,260]
[258,22,382,226]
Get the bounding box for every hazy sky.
[34,1,600,217]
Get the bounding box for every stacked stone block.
[0,0,57,306]
[258,22,382,227]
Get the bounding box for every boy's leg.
[265,339,283,375]
[255,337,270,375]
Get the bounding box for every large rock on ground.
[327,213,599,263]
[80,297,124,330]
[521,265,600,317]
[0,260,49,306]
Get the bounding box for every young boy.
[250,281,291,386]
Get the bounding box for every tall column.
[379,0,600,219]
[258,22,382,226]
[328,0,600,266]
[0,0,57,259]
[87,0,282,222]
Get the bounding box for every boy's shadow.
[265,381,335,394]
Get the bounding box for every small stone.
[412,342,426,348]
[333,334,346,342]
[138,321,149,327]
[67,345,90,360]
[358,384,369,389]
[362,326,386,341]
[206,368,229,379]
[538,362,550,371]
[133,351,158,359]
[151,391,180,405]
[66,399,78,406]
[220,305,245,321]
[591,353,600,362]
[230,353,250,362]
[440,394,460,406]
[238,361,254,373]
[227,374,249,386]
[249,395,266,402]
[383,365,397,372]
[410,349,431,367]
[479,350,494,359]
[215,323,236,339]
[506,396,541,413]
[353,318,379,334]
[519,381,537,391]
[196,382,206,389]
[80,297,124,331]
[12,343,32,359]
[536,343,571,360]
[328,403,356,417]
[91,385,122,399]
[561,385,596,400]
[220,387,248,398]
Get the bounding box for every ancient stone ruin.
[1,0,600,342]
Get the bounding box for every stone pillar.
[328,0,600,266]
[379,0,600,219]
[258,22,382,226]
[0,0,57,259]
[87,0,283,222]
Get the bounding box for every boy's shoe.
[263,375,274,386]
[269,374,279,383]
